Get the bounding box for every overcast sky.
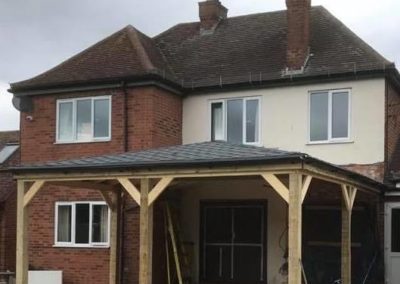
[0,0,399,131]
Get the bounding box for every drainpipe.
[121,81,129,152]
[118,81,129,284]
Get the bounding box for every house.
[0,131,19,282]
[5,0,400,284]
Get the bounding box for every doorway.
[200,201,267,283]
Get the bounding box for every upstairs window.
[211,97,260,145]
[57,96,111,143]
[309,90,350,143]
[55,202,110,247]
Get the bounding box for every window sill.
[53,244,110,249]
[306,140,354,146]
[54,139,111,145]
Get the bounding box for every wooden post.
[288,173,302,284]
[341,185,357,284]
[16,181,28,284]
[109,190,120,284]
[139,178,153,284]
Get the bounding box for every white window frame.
[209,97,262,146]
[54,201,111,248]
[308,89,351,144]
[56,96,112,143]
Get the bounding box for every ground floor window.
[200,201,267,283]
[55,201,110,247]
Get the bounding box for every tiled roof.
[11,26,176,91]
[10,6,394,93]
[13,141,386,190]
[17,141,303,170]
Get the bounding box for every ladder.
[164,202,193,284]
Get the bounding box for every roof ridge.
[125,25,156,71]
[11,26,133,88]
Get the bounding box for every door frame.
[384,202,400,284]
[199,200,268,284]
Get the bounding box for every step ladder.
[164,202,193,284]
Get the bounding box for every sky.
[0,0,399,131]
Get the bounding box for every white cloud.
[0,82,19,131]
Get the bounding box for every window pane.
[94,99,110,138]
[57,205,71,242]
[234,207,263,243]
[245,100,259,143]
[211,102,224,141]
[392,209,400,252]
[204,207,232,243]
[58,102,73,141]
[76,99,92,141]
[92,205,109,243]
[75,204,90,244]
[227,99,243,144]
[332,92,349,138]
[310,93,329,141]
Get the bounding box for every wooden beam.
[15,163,302,182]
[99,190,116,211]
[139,178,153,284]
[288,173,302,284]
[261,173,289,203]
[109,190,119,284]
[148,177,174,206]
[23,180,45,208]
[117,178,141,206]
[341,185,357,284]
[16,181,28,284]
[48,181,118,192]
[341,185,357,211]
[301,176,312,203]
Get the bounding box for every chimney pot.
[286,0,311,71]
[199,0,228,33]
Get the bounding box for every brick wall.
[341,162,385,183]
[386,81,400,176]
[20,86,182,284]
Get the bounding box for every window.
[211,97,260,145]
[57,96,111,143]
[309,90,350,143]
[55,202,110,247]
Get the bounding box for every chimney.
[285,0,311,72]
[199,0,228,33]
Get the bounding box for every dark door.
[200,202,267,283]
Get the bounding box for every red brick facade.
[386,81,400,176]
[19,86,182,284]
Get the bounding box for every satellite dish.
[12,96,34,112]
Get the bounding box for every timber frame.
[13,161,383,284]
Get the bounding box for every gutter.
[9,67,398,98]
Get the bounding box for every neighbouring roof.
[10,6,396,94]
[0,145,19,165]
[0,131,19,166]
[13,141,386,191]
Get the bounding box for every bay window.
[55,202,110,247]
[309,90,350,143]
[57,96,111,143]
[211,97,260,145]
